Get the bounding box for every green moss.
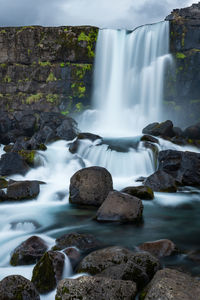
[181,32,185,48]
[190,99,200,104]
[10,252,19,266]
[3,75,11,83]
[0,29,6,34]
[0,63,6,68]
[75,102,84,112]
[46,94,59,103]
[60,62,65,67]
[28,49,32,56]
[18,150,35,166]
[78,29,98,58]
[26,93,43,104]
[0,94,3,98]
[176,52,186,59]
[39,60,51,67]
[139,290,147,300]
[17,26,34,33]
[46,72,57,82]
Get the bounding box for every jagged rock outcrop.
[0,26,98,113]
[165,3,200,126]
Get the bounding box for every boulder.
[77,246,160,280]
[95,263,149,289]
[77,246,134,275]
[32,250,65,294]
[69,166,113,206]
[10,236,48,266]
[52,232,102,254]
[7,180,40,200]
[0,177,8,189]
[142,120,175,138]
[56,276,137,300]
[0,189,7,201]
[183,124,200,140]
[144,170,177,192]
[0,275,40,300]
[138,239,177,258]
[121,186,154,200]
[56,119,77,141]
[187,249,200,263]
[96,191,143,223]
[158,150,200,186]
[0,152,29,176]
[64,247,82,269]
[141,268,200,300]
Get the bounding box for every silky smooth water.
[79,22,172,136]
[0,21,199,299]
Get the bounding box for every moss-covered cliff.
[0,26,98,114]
[165,3,200,126]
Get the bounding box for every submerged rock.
[121,186,154,200]
[7,180,40,200]
[144,170,177,192]
[32,250,65,294]
[141,268,200,300]
[56,276,137,300]
[10,236,48,266]
[96,191,143,223]
[0,275,40,300]
[138,239,177,258]
[52,232,102,254]
[69,166,113,206]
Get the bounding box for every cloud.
[0,0,198,28]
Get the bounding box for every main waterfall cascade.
[80,21,172,136]
[0,21,200,299]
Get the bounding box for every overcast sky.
[0,0,197,29]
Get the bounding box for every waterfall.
[79,21,172,136]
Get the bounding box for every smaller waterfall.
[80,21,172,136]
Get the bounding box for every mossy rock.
[121,186,154,200]
[31,251,65,294]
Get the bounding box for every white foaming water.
[79,21,172,136]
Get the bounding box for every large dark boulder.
[7,180,40,200]
[144,170,177,192]
[10,236,48,266]
[142,121,175,138]
[56,119,77,141]
[96,191,143,223]
[121,186,154,200]
[158,150,200,186]
[69,166,113,206]
[32,250,65,294]
[138,239,177,258]
[52,232,102,254]
[0,152,29,176]
[56,276,137,300]
[0,275,40,300]
[142,268,200,300]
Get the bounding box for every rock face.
[158,150,200,186]
[55,276,137,300]
[10,236,48,266]
[96,191,143,223]
[32,251,65,294]
[165,3,200,126]
[69,167,113,206]
[142,268,200,300]
[0,275,40,300]
[0,26,98,114]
